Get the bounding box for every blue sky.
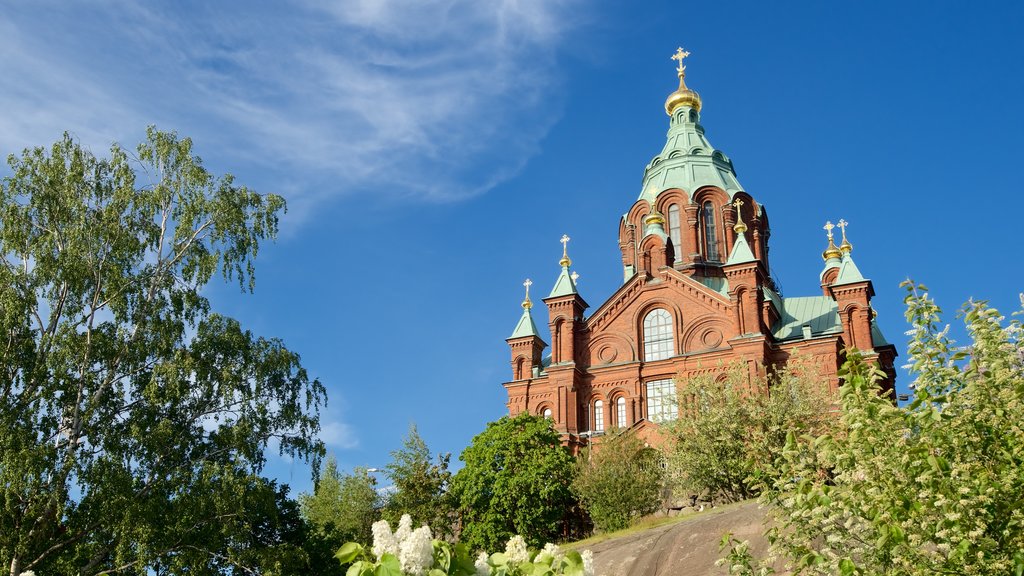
[4,1,1023,493]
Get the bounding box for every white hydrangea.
[474,551,491,576]
[394,513,414,544]
[398,525,434,575]
[371,519,399,558]
[582,549,594,576]
[19,572,36,576]
[504,534,530,564]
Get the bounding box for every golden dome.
[822,240,842,261]
[665,47,702,116]
[644,209,666,226]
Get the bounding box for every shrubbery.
[572,429,663,532]
[723,284,1024,575]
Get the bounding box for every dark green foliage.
[0,129,325,574]
[450,413,577,551]
[382,424,453,537]
[573,429,664,532]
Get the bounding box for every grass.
[563,499,754,549]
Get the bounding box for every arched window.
[701,201,720,261]
[616,397,627,428]
[646,379,678,423]
[593,400,604,432]
[542,408,552,419]
[667,204,681,265]
[643,309,674,361]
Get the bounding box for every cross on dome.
[559,234,572,267]
[837,219,853,253]
[671,47,691,75]
[522,278,533,309]
[732,198,747,233]
[824,220,835,240]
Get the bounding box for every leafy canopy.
[0,129,325,575]
[299,456,380,546]
[382,424,453,537]
[572,428,664,532]
[724,283,1024,575]
[450,413,577,551]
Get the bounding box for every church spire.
[822,220,842,262]
[837,218,853,254]
[665,46,702,115]
[549,234,579,298]
[726,199,756,264]
[509,279,541,338]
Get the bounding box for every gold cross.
[560,234,571,257]
[671,47,690,75]
[732,198,748,233]
[823,220,835,240]
[837,219,849,242]
[522,278,533,309]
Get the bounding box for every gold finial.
[665,45,702,115]
[822,220,842,261]
[644,209,666,226]
[837,219,853,253]
[671,47,690,77]
[732,199,747,234]
[522,278,533,309]
[559,234,572,267]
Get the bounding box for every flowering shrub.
[721,284,1024,575]
[337,515,594,576]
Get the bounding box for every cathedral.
[503,49,897,449]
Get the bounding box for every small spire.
[732,199,747,234]
[837,219,853,254]
[822,220,842,261]
[522,278,533,309]
[665,45,702,115]
[559,234,572,267]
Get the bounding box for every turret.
[827,220,875,351]
[722,199,767,336]
[543,235,589,365]
[506,279,546,380]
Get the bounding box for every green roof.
[771,296,843,341]
[725,232,756,265]
[833,253,867,285]
[699,275,730,296]
[548,266,578,298]
[509,307,542,339]
[639,105,745,204]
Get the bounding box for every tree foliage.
[666,362,837,503]
[298,456,380,546]
[0,129,325,575]
[725,283,1024,575]
[450,413,577,551]
[382,424,453,537]
[572,428,663,532]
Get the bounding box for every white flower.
[475,551,491,576]
[539,542,563,564]
[582,549,594,576]
[504,535,529,564]
[371,519,398,559]
[19,572,36,576]
[395,514,414,544]
[398,525,434,576]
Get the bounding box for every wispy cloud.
[319,419,359,450]
[0,0,578,216]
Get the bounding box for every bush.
[667,363,837,503]
[726,284,1024,575]
[573,429,664,532]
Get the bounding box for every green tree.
[299,456,379,545]
[725,284,1024,575]
[450,413,577,551]
[667,362,836,503]
[382,424,453,536]
[572,428,663,532]
[0,129,325,575]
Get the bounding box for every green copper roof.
[548,266,578,298]
[871,320,891,347]
[820,256,841,281]
[725,232,756,265]
[699,275,730,296]
[639,106,745,203]
[643,219,669,241]
[509,306,542,339]
[771,296,843,341]
[833,253,867,285]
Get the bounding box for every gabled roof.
[725,233,756,265]
[771,296,843,341]
[833,253,867,285]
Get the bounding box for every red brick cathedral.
[503,49,897,449]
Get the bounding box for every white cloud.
[319,419,359,450]
[0,0,578,216]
